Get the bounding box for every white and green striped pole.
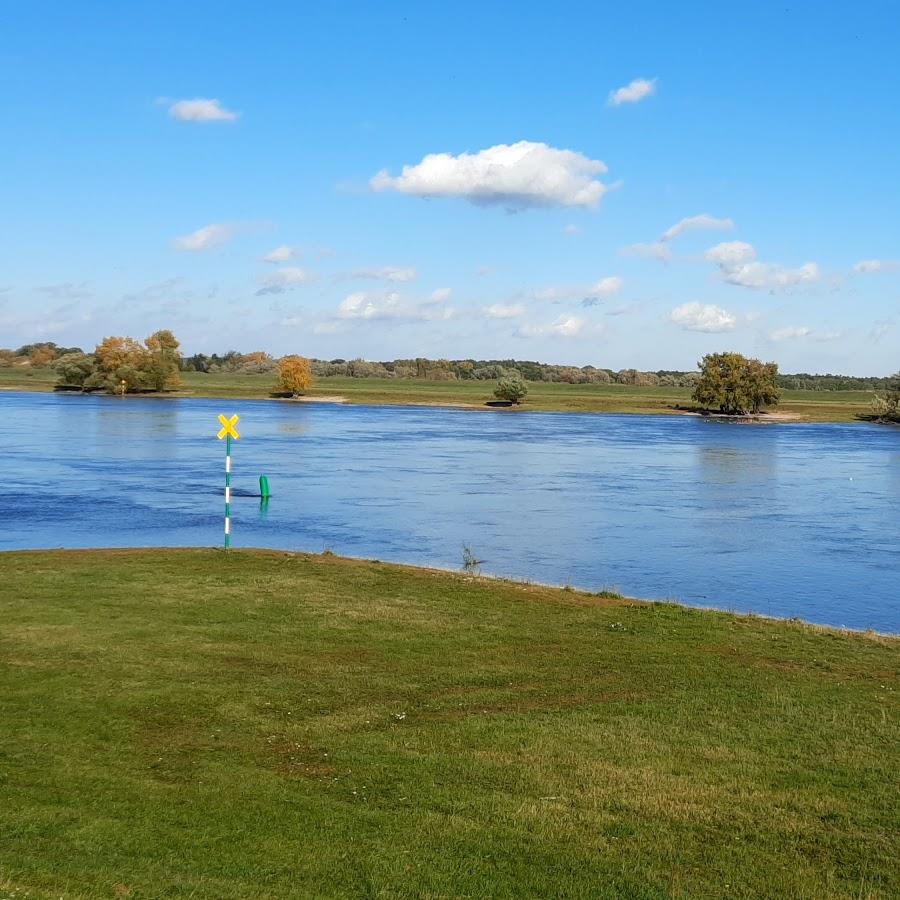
[224,432,232,548]
[216,414,240,549]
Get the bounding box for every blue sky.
[1,1,898,374]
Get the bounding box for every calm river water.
[2,391,898,632]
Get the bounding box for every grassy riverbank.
[0,366,877,422]
[1,549,897,898]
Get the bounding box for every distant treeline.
[1,342,895,391]
[178,352,896,391]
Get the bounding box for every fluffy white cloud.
[256,267,313,296]
[338,291,400,319]
[173,223,235,251]
[519,314,585,338]
[263,245,297,263]
[669,302,737,333]
[484,303,525,319]
[661,214,734,242]
[168,98,239,122]
[608,78,657,106]
[705,241,819,290]
[370,141,610,210]
[621,241,672,263]
[854,259,900,273]
[351,266,417,282]
[704,241,756,267]
[429,288,452,303]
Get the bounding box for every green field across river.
[0,367,878,422]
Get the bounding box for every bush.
[494,376,528,404]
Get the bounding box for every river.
[2,391,898,632]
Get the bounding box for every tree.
[54,352,95,387]
[86,336,150,392]
[871,372,900,421]
[275,355,314,395]
[144,329,182,391]
[693,352,780,415]
[63,331,183,393]
[494,375,528,404]
[29,346,57,367]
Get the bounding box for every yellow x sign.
[217,414,240,440]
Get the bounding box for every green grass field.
[0,366,879,422]
[1,549,897,898]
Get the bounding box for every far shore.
[0,367,882,424]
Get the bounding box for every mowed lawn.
[0,550,897,899]
[0,367,878,421]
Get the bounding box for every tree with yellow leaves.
[274,355,314,395]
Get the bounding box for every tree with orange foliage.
[29,346,57,367]
[274,355,314,395]
[80,331,182,393]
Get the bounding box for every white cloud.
[769,326,842,343]
[854,259,900,273]
[256,267,313,296]
[705,241,819,290]
[484,303,525,319]
[621,241,672,263]
[528,276,623,306]
[335,291,452,322]
[608,78,657,106]
[263,245,297,264]
[168,98,238,122]
[338,291,399,320]
[351,266,417,283]
[705,241,756,267]
[769,326,811,342]
[590,276,623,298]
[669,302,737,333]
[532,285,574,302]
[173,223,236,252]
[519,314,586,338]
[661,214,734,242]
[370,141,610,210]
[169,97,240,122]
[429,288,452,303]
[551,315,585,337]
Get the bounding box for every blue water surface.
[1,391,898,632]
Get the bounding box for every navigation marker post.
[216,414,240,549]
